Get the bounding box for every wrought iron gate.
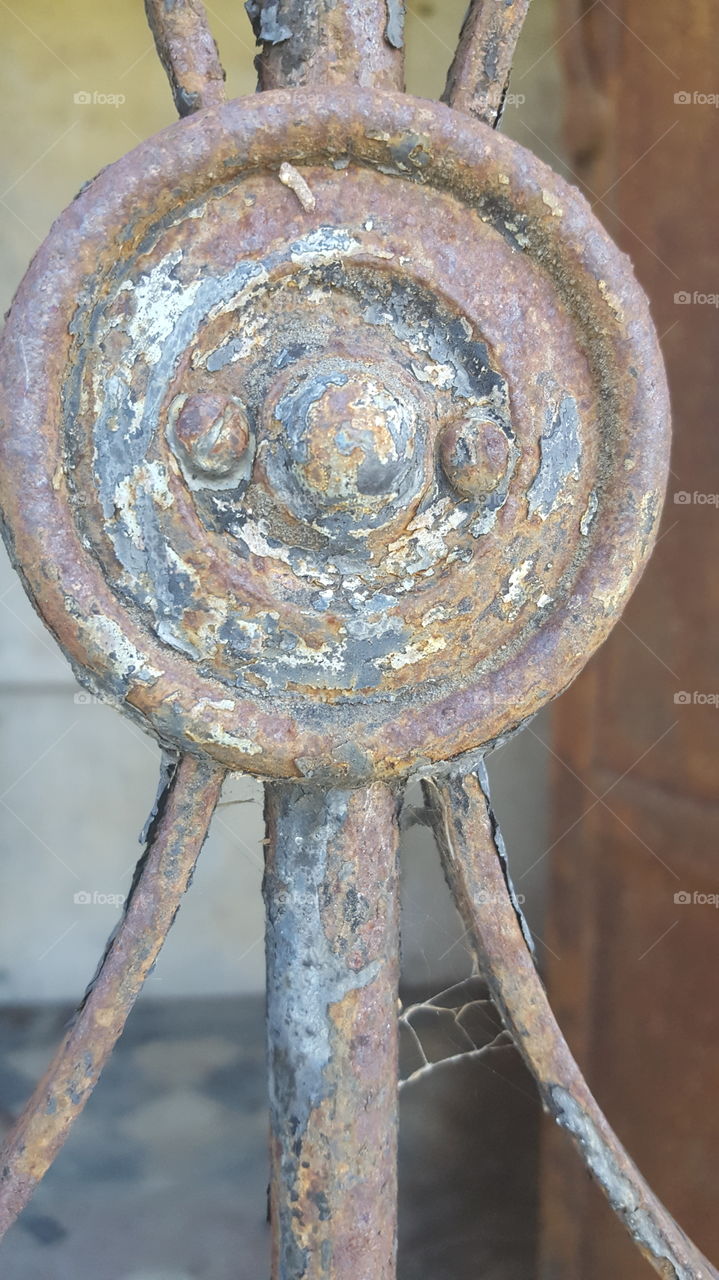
[0,2,715,1276]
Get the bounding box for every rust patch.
[444,0,531,128]
[247,0,405,92]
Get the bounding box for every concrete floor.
[0,995,539,1280]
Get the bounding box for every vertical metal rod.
[263,782,401,1279]
[246,0,405,93]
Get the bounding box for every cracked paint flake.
[385,0,405,49]
[528,391,582,519]
[22,87,666,788]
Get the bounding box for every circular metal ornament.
[0,89,669,782]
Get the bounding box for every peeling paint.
[245,1,292,45]
[0,86,669,785]
[264,784,399,1273]
[384,0,405,50]
[528,387,582,519]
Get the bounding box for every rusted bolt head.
[263,361,425,530]
[439,415,510,500]
[294,375,412,510]
[172,393,250,480]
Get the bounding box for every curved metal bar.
[145,0,226,115]
[443,0,531,127]
[246,0,405,93]
[424,767,718,1280]
[0,752,225,1239]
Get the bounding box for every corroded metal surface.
[425,769,719,1280]
[0,754,224,1239]
[0,3,700,1275]
[444,0,531,126]
[264,782,400,1278]
[145,0,226,115]
[0,88,669,784]
[246,0,405,92]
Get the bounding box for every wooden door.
[541,1,719,1275]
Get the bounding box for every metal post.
[246,0,405,93]
[263,783,400,1279]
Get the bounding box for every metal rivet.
[439,415,510,500]
[289,375,411,507]
[172,393,250,479]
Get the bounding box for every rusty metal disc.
[0,88,669,782]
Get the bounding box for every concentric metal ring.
[0,88,669,781]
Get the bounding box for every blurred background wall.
[541,1,719,1273]
[0,0,565,1004]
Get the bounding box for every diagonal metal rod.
[0,753,225,1240]
[424,767,719,1280]
[443,0,531,127]
[145,0,226,115]
[246,0,405,92]
[263,782,401,1279]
